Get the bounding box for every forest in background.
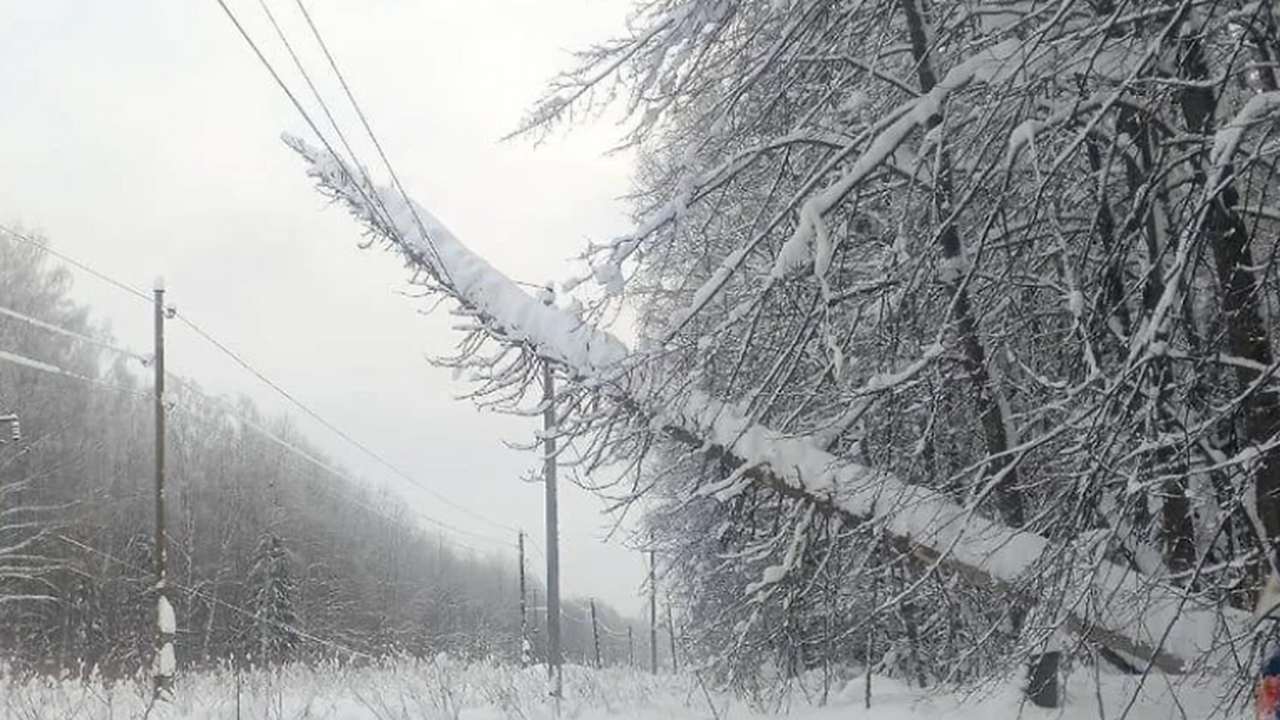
[0,232,642,679]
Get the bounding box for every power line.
[209,0,398,246]
[4,1,530,576]
[0,350,509,571]
[2,211,510,546]
[252,0,397,233]
[207,0,518,534]
[0,347,148,398]
[163,372,514,553]
[170,308,519,535]
[0,269,513,553]
[290,0,451,281]
[0,224,151,304]
[0,304,150,363]
[0,220,515,551]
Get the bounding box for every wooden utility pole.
[590,598,602,668]
[519,531,529,666]
[541,312,562,708]
[0,413,19,554]
[649,549,658,673]
[153,279,174,694]
[628,625,634,668]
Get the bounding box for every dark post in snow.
[519,530,530,667]
[590,598,602,668]
[153,279,174,694]
[541,287,562,709]
[649,548,658,673]
[628,625,634,668]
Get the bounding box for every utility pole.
[590,598,602,668]
[627,625,634,668]
[649,549,658,674]
[540,286,562,711]
[667,604,679,674]
[531,586,541,663]
[0,413,20,555]
[153,279,174,694]
[519,531,529,667]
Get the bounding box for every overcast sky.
[0,0,649,614]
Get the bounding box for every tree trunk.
[1177,27,1280,578]
[898,0,1051,702]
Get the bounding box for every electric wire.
[163,372,514,552]
[170,309,519,536]
[0,304,150,363]
[5,1,552,612]
[0,228,519,557]
[0,347,149,398]
[205,0,519,536]
[290,0,452,281]
[251,0,399,233]
[0,223,151,304]
[208,0,392,238]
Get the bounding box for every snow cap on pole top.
[153,276,166,292]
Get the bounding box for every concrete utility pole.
[541,286,562,711]
[649,549,658,674]
[519,531,529,666]
[153,279,174,694]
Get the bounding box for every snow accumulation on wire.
[287,134,1249,674]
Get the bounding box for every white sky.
[0,1,649,615]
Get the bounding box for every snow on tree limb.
[286,135,1250,674]
[284,133,628,378]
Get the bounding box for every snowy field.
[0,658,1243,720]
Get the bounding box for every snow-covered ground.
[0,659,1243,719]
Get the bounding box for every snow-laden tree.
[247,532,299,666]
[528,0,1280,690]
[287,0,1280,704]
